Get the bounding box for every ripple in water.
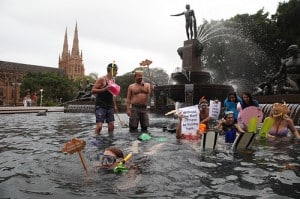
[0,112,299,198]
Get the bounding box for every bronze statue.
[171,4,197,40]
[271,44,300,93]
[76,80,94,99]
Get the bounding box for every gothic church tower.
[59,22,85,79]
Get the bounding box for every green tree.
[199,9,285,89]
[114,67,169,105]
[273,0,300,47]
[21,72,77,105]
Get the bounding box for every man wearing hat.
[91,63,119,135]
[126,70,154,131]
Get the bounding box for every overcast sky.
[0,0,284,76]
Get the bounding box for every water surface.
[0,112,299,198]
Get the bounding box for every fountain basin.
[154,84,233,113]
[171,71,213,84]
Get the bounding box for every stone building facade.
[0,23,85,106]
[0,61,62,106]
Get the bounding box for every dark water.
[0,112,300,199]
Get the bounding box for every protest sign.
[209,100,221,120]
[179,105,199,135]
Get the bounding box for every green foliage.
[21,72,77,105]
[115,72,135,99]
[200,1,300,90]
[115,67,169,105]
[274,0,300,46]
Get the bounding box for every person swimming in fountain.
[266,102,300,139]
[175,97,219,139]
[171,4,197,40]
[215,111,245,143]
[93,146,125,170]
[126,70,154,131]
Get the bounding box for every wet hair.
[106,146,124,159]
[242,91,258,109]
[223,111,234,119]
[242,91,253,102]
[199,97,208,105]
[133,70,144,77]
[270,102,289,119]
[107,63,118,72]
[227,91,239,103]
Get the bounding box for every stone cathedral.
[59,23,85,79]
[0,23,85,106]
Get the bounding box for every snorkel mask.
[92,152,132,173]
[107,61,118,77]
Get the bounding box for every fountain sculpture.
[153,37,233,113]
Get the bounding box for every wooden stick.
[116,113,124,127]
[78,151,88,173]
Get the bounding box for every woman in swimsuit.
[267,102,300,139]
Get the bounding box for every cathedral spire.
[59,22,84,79]
[61,27,69,60]
[71,22,80,57]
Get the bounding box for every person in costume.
[176,111,202,139]
[267,102,300,139]
[126,70,154,131]
[176,97,214,139]
[215,111,245,143]
[223,91,242,122]
[91,63,118,136]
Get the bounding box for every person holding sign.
[176,98,221,139]
[176,105,201,140]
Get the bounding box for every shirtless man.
[126,70,153,131]
[91,63,118,135]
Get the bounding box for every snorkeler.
[92,146,132,172]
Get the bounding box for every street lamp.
[40,89,43,107]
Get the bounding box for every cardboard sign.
[209,100,221,120]
[179,105,199,135]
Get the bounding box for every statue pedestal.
[181,39,202,72]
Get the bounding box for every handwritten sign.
[209,100,221,120]
[179,105,199,135]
